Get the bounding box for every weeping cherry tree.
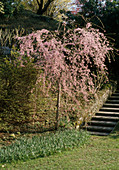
[17,23,112,129]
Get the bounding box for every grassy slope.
[1,123,119,170]
[0,10,59,31]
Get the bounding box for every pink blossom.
[17,25,113,116]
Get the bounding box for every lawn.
[0,123,119,170]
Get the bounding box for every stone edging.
[76,81,117,129]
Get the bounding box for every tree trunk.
[36,0,54,15]
[55,81,61,130]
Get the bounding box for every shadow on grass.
[109,134,119,139]
[109,122,119,139]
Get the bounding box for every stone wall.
[76,81,117,129]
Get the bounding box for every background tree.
[81,0,119,78]
[80,0,119,18]
[66,0,119,79]
[36,0,54,15]
[0,0,14,17]
[0,0,24,17]
[0,1,4,14]
[21,0,72,19]
[21,0,54,15]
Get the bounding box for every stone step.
[112,93,119,96]
[92,116,119,121]
[82,89,119,136]
[86,125,113,132]
[96,111,119,117]
[109,96,119,99]
[100,107,119,112]
[87,120,117,127]
[89,131,109,136]
[106,100,119,104]
[103,103,119,108]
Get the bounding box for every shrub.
[0,53,38,125]
[0,28,32,48]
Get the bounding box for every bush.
[0,53,38,125]
[0,129,90,163]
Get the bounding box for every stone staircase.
[83,89,119,136]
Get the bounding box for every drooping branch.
[36,0,54,15]
[17,25,112,131]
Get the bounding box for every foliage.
[0,129,89,163]
[101,3,119,49]
[79,0,119,47]
[68,0,119,78]
[0,0,15,17]
[0,0,24,18]
[0,28,31,48]
[80,0,119,17]
[12,0,24,16]
[80,0,99,17]
[0,1,4,14]
[0,53,38,125]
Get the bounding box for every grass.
[0,122,119,169]
[0,10,59,31]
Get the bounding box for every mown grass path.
[1,125,119,170]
